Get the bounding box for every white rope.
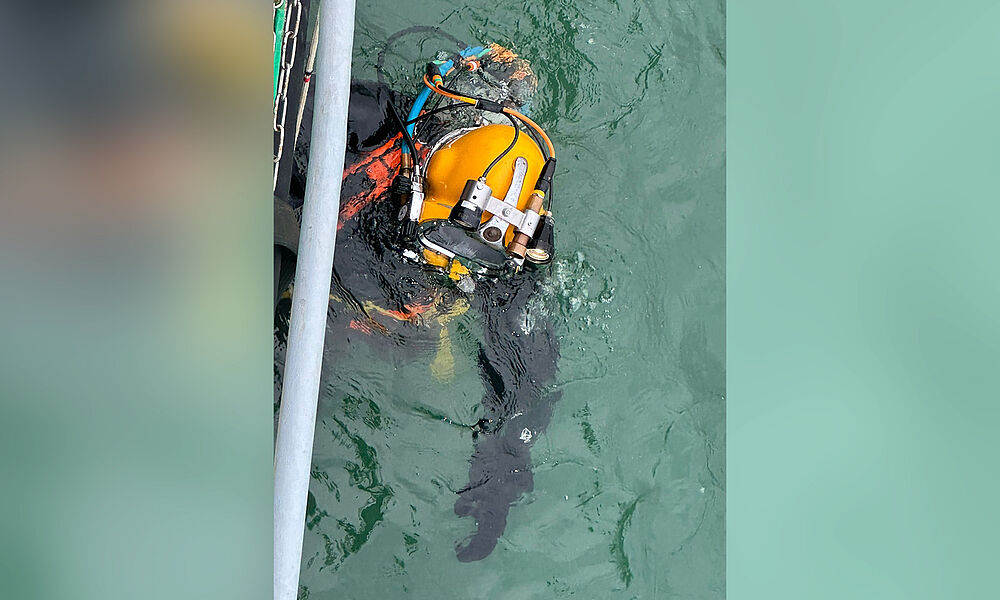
[273,0,303,191]
[293,4,321,148]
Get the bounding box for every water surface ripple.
[293,0,724,597]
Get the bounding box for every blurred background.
[0,2,271,599]
[729,2,1000,598]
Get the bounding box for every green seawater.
[299,0,725,597]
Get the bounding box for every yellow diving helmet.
[395,45,556,280]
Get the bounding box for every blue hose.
[402,45,486,154]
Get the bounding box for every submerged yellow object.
[430,326,456,382]
[422,248,450,269]
[448,259,471,281]
[429,297,470,382]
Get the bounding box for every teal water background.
[300,1,725,597]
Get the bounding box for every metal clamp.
[407,171,425,222]
[479,157,530,248]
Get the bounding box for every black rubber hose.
[510,113,550,161]
[481,112,520,179]
[418,68,462,132]
[386,101,419,164]
[404,102,468,125]
[374,26,466,166]
[436,82,551,163]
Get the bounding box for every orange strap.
[422,75,556,158]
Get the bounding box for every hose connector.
[509,158,556,260]
[525,213,555,265]
[507,190,544,259]
[535,157,556,195]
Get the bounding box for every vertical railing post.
[274,1,356,599]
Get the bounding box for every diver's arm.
[454,275,560,562]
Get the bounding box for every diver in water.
[275,35,560,562]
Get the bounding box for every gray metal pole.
[274,1,355,599]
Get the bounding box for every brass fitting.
[507,190,545,259]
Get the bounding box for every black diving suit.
[275,79,560,562]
